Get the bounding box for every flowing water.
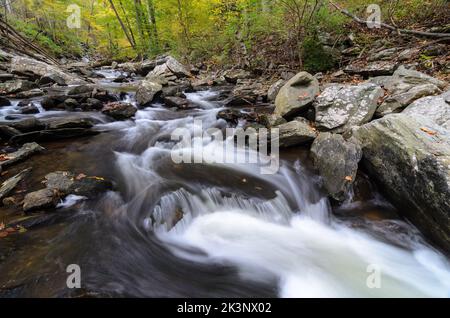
[0,73,449,298]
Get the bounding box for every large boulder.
[145,56,190,84]
[10,56,84,85]
[267,79,285,102]
[376,66,446,116]
[311,133,362,201]
[0,80,37,95]
[276,118,318,148]
[354,114,450,250]
[403,90,450,130]
[136,79,163,106]
[314,83,383,133]
[0,142,45,169]
[274,72,319,118]
[102,102,137,120]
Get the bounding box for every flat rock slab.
[0,168,32,200]
[0,142,45,169]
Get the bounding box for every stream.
[0,70,449,298]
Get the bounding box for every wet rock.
[217,109,257,125]
[64,98,80,110]
[68,85,95,96]
[68,177,113,198]
[314,83,384,133]
[102,102,137,120]
[0,125,21,139]
[21,104,39,114]
[113,75,128,83]
[344,61,398,77]
[403,90,450,130]
[0,80,37,95]
[311,133,362,201]
[376,66,446,116]
[136,79,162,106]
[85,98,103,110]
[4,117,44,132]
[10,56,84,85]
[42,117,95,130]
[39,73,67,86]
[0,143,45,166]
[276,118,318,148]
[23,188,59,212]
[10,128,97,144]
[267,79,285,102]
[354,114,450,250]
[0,73,14,82]
[0,96,11,106]
[224,69,252,84]
[14,88,44,99]
[41,95,67,110]
[274,72,319,118]
[146,56,190,84]
[0,168,32,201]
[164,96,194,110]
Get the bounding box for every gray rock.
[85,98,103,110]
[68,177,113,198]
[311,133,362,201]
[274,72,319,118]
[23,188,59,212]
[403,91,450,130]
[0,80,37,95]
[102,102,137,120]
[368,48,399,62]
[39,73,67,86]
[64,98,80,110]
[42,117,95,130]
[267,79,285,102]
[10,56,84,85]
[354,114,450,250]
[14,88,44,99]
[376,66,446,116]
[276,118,318,148]
[314,83,384,133]
[136,79,163,106]
[68,85,95,96]
[258,113,287,128]
[21,104,39,114]
[224,69,252,84]
[0,168,32,201]
[45,171,75,195]
[344,61,398,77]
[397,48,420,62]
[0,142,44,169]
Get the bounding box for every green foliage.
[302,36,337,73]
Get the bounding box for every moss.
[302,37,338,73]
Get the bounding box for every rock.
[164,97,194,110]
[0,125,21,139]
[224,69,252,84]
[41,95,67,110]
[368,48,399,62]
[311,133,362,201]
[276,118,318,148]
[23,188,59,212]
[267,79,285,102]
[258,113,287,128]
[3,117,44,132]
[102,102,137,120]
[85,98,103,110]
[113,75,128,83]
[217,109,257,125]
[10,56,84,85]
[21,104,39,114]
[42,117,95,130]
[0,96,11,106]
[14,88,44,99]
[0,80,37,95]
[164,56,190,78]
[68,177,113,198]
[397,48,419,62]
[45,171,74,195]
[10,128,98,144]
[68,85,95,96]
[354,114,450,250]
[39,73,67,86]
[146,56,189,84]
[0,73,14,82]
[0,143,44,169]
[403,91,450,130]
[376,66,447,116]
[314,83,384,133]
[136,80,163,106]
[0,168,32,201]
[64,98,80,110]
[344,61,398,77]
[274,72,319,118]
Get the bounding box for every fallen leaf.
[345,176,353,182]
[0,154,13,162]
[420,127,437,136]
[0,222,5,231]
[0,232,8,238]
[76,173,87,180]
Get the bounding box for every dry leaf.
[0,222,5,231]
[345,176,353,182]
[420,127,437,136]
[76,173,87,180]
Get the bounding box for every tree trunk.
[107,0,136,50]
